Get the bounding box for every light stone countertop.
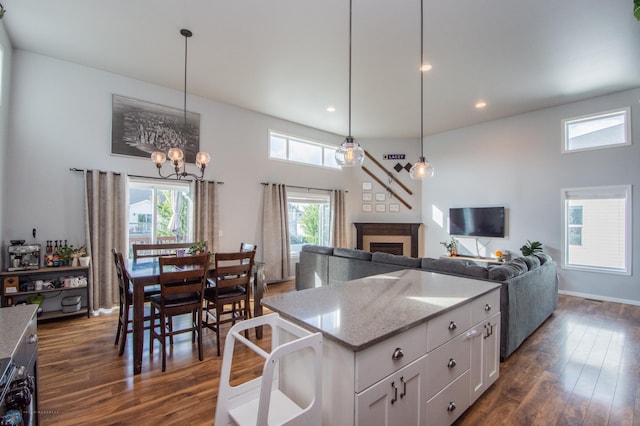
[0,304,38,358]
[262,269,500,351]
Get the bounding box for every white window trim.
[561,184,632,275]
[268,129,341,170]
[561,107,631,154]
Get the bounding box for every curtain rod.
[261,182,346,193]
[70,168,224,184]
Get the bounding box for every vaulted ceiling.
[2,0,640,138]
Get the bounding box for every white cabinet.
[469,312,500,403]
[356,356,427,425]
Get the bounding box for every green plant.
[440,238,457,254]
[520,240,543,256]
[635,0,640,21]
[189,241,207,254]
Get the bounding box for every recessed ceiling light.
[326,106,336,112]
[475,101,487,109]
[420,63,432,72]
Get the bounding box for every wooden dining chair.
[132,241,206,260]
[203,249,256,356]
[112,249,160,356]
[148,252,209,372]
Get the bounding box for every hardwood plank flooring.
[35,283,640,425]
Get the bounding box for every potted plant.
[440,238,458,256]
[189,241,207,255]
[520,240,543,256]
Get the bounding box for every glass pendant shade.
[167,147,184,162]
[195,151,211,168]
[409,156,434,180]
[335,136,365,167]
[151,151,167,166]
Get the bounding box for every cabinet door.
[356,355,427,426]
[469,312,500,404]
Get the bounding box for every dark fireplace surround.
[354,223,421,258]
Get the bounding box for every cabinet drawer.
[426,303,470,352]
[426,331,470,400]
[355,323,427,393]
[426,370,470,426]
[471,289,500,325]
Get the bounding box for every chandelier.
[151,29,211,180]
[409,0,434,180]
[334,0,365,167]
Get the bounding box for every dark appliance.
[449,206,506,238]
[0,357,35,426]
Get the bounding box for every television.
[449,206,506,238]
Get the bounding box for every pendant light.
[335,0,365,167]
[151,29,211,180]
[409,0,434,180]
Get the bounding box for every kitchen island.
[262,269,501,425]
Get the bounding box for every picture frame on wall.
[375,193,386,201]
[362,204,373,212]
[111,94,201,163]
[375,204,386,212]
[362,182,372,191]
[389,204,400,212]
[362,193,373,201]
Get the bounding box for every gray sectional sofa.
[295,245,558,360]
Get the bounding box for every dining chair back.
[132,241,206,260]
[148,252,209,371]
[204,248,256,356]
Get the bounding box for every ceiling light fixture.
[410,0,435,181]
[335,0,365,167]
[475,100,487,109]
[151,29,210,180]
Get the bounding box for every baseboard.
[558,290,640,306]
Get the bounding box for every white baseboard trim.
[558,290,640,307]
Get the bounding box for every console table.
[440,255,503,265]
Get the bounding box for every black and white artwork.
[111,94,200,163]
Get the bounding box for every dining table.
[126,258,266,375]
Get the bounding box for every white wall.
[0,21,12,268]
[421,88,640,304]
[5,50,393,260]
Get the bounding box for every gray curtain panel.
[262,183,290,281]
[83,170,126,312]
[193,180,220,253]
[331,189,348,248]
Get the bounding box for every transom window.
[562,185,632,275]
[269,130,339,169]
[562,108,630,153]
[127,178,194,257]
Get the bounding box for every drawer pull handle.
[391,381,398,405]
[29,334,38,344]
[485,303,492,311]
[392,347,404,360]
[447,358,457,368]
[400,376,407,399]
[447,402,457,412]
[448,321,457,331]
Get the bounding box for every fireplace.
[354,223,421,258]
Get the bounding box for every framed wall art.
[362,204,373,212]
[111,94,201,163]
[362,182,372,191]
[375,204,386,212]
[375,193,386,201]
[389,204,400,212]
[362,193,373,201]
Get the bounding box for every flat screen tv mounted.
[449,206,505,238]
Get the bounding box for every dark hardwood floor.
[36,281,640,425]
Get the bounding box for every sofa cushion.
[534,252,552,265]
[521,255,541,270]
[371,252,422,268]
[421,258,488,279]
[463,265,490,279]
[333,247,373,261]
[301,245,334,255]
[488,258,528,281]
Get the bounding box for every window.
[562,185,632,275]
[269,130,340,169]
[288,192,331,256]
[562,108,630,153]
[128,179,194,257]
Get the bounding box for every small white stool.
[214,313,323,426]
